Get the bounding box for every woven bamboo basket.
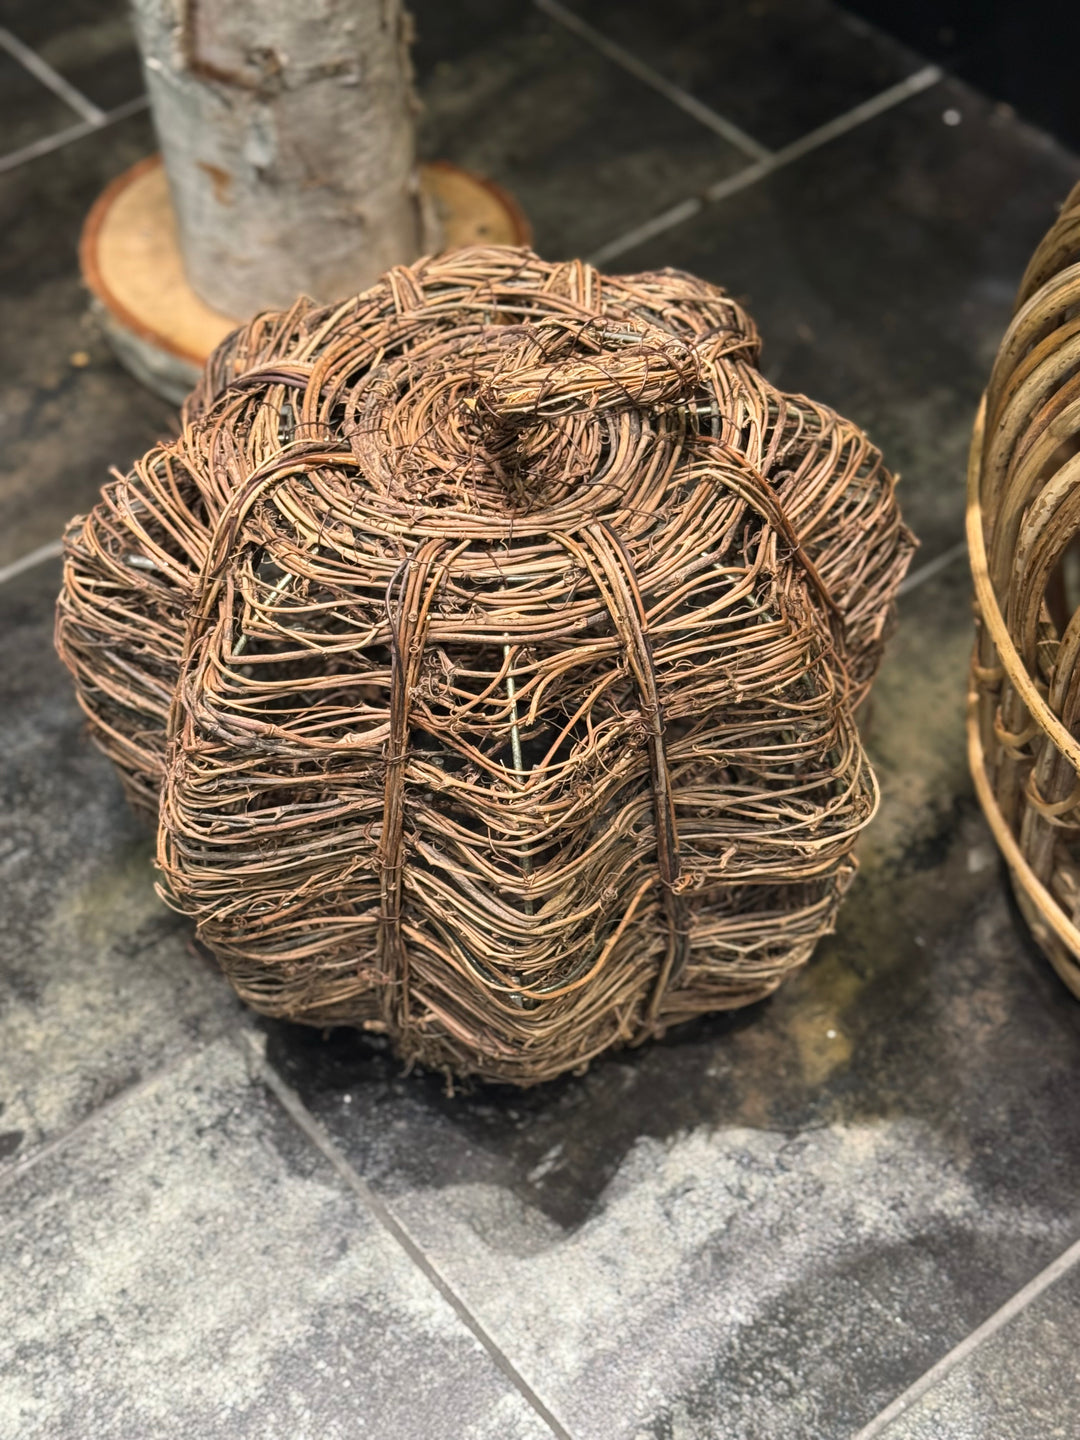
[57,246,913,1083]
[969,181,1080,995]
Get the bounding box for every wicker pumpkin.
[57,247,912,1083]
[969,181,1080,997]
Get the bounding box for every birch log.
[130,0,424,317]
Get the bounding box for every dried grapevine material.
[56,247,913,1083]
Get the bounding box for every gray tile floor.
[2,3,1080,1437]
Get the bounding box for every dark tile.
[34,6,143,113]
[1,0,125,46]
[562,0,924,150]
[2,0,140,112]
[0,50,78,157]
[861,563,973,865]
[0,560,240,1172]
[879,1261,1080,1440]
[0,1037,555,1440]
[608,76,1080,558]
[844,0,1080,153]
[413,1,748,259]
[411,0,524,74]
[0,110,175,567]
[259,556,1080,1440]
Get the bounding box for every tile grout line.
[0,25,106,126]
[534,0,771,161]
[0,987,570,1434]
[0,94,149,176]
[589,62,944,265]
[851,1229,1080,1438]
[247,1034,576,1440]
[0,538,64,587]
[895,539,968,597]
[0,1039,219,1202]
[756,63,944,170]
